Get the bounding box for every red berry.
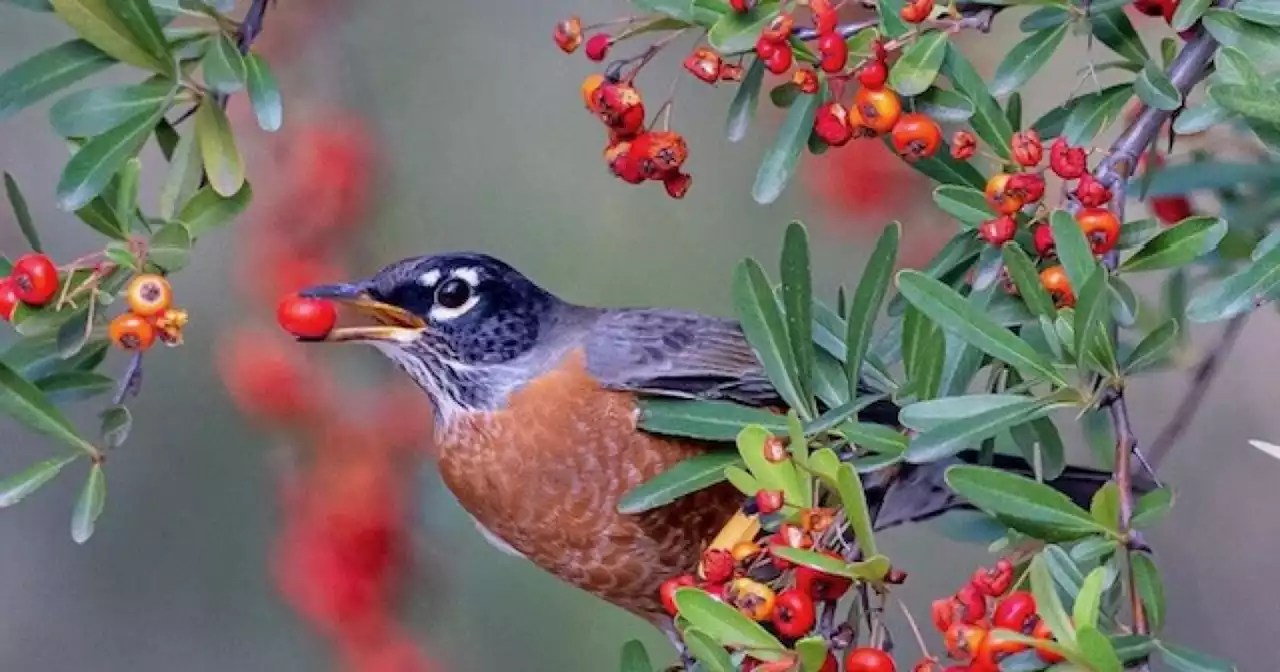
[992,591,1039,633]
[764,46,793,74]
[815,7,839,34]
[900,0,934,22]
[701,548,736,584]
[944,623,987,660]
[953,583,988,624]
[660,574,696,616]
[1008,172,1046,203]
[794,551,853,601]
[1032,223,1056,257]
[854,86,903,134]
[813,101,853,147]
[730,0,753,12]
[1074,173,1113,207]
[985,173,1025,215]
[755,488,785,514]
[684,47,722,83]
[10,253,59,306]
[979,215,1017,246]
[818,32,848,73]
[663,171,692,199]
[585,34,611,61]
[846,647,896,672]
[857,60,888,89]
[772,589,817,638]
[1032,618,1065,663]
[890,112,943,161]
[792,68,820,95]
[931,597,955,632]
[277,295,338,339]
[1077,207,1121,254]
[0,278,17,321]
[1040,265,1075,308]
[762,12,795,41]
[972,558,1015,597]
[755,35,779,60]
[951,130,977,160]
[1151,195,1193,224]
[1049,137,1087,179]
[1010,130,1044,167]
[553,16,584,53]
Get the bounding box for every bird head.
[299,252,577,426]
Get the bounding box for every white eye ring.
[428,270,481,321]
[418,269,441,287]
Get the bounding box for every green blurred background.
[1,2,1276,670]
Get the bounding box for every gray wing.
[582,309,783,407]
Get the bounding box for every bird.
[297,251,1127,645]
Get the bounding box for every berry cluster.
[924,559,1064,671]
[108,274,189,352]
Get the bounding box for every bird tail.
[867,450,1154,532]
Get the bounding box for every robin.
[298,252,1122,649]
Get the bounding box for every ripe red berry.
[857,60,889,89]
[109,313,156,352]
[755,35,779,60]
[1040,265,1075,308]
[684,46,722,83]
[972,558,1015,597]
[762,435,789,462]
[846,647,897,672]
[755,488,785,514]
[992,591,1039,633]
[1032,618,1065,663]
[663,171,692,199]
[931,597,956,632]
[553,16,584,53]
[818,32,848,73]
[764,46,794,74]
[660,574,696,616]
[596,83,646,137]
[985,173,1025,215]
[854,87,902,134]
[953,583,988,624]
[794,552,853,601]
[1010,172,1046,203]
[1049,137,1087,179]
[890,112,943,161]
[277,295,338,340]
[1074,173,1113,207]
[584,33,611,61]
[702,580,728,602]
[720,63,746,81]
[701,548,736,584]
[979,215,1017,246]
[0,278,19,321]
[944,623,987,660]
[951,130,977,160]
[730,0,754,12]
[792,68,820,94]
[1010,130,1044,167]
[814,7,839,34]
[762,12,795,41]
[1077,207,1121,254]
[10,253,59,306]
[974,635,1025,672]
[1151,195,1193,224]
[1032,223,1056,257]
[772,589,817,638]
[813,101,853,147]
[900,0,935,22]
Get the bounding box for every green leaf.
[1092,9,1149,65]
[54,305,94,360]
[781,222,815,411]
[900,394,1032,431]
[896,270,1066,385]
[913,87,975,123]
[909,396,1065,463]
[753,92,819,204]
[2,0,53,10]
[1074,271,1118,376]
[1006,91,1023,128]
[148,221,192,271]
[1173,101,1233,134]
[1186,242,1280,322]
[726,58,765,142]
[942,43,1014,160]
[1117,217,1160,250]
[619,640,653,672]
[796,637,828,672]
[1090,481,1120,532]
[1209,83,1280,123]
[99,404,131,448]
[990,23,1067,97]
[946,465,1107,542]
[1049,210,1100,295]
[937,287,994,396]
[1157,641,1238,672]
[837,463,877,558]
[708,3,778,54]
[933,185,996,227]
[0,39,113,121]
[1063,84,1133,146]
[56,103,165,211]
[1029,552,1077,645]
[158,126,201,220]
[109,0,173,71]
[50,0,169,72]
[1132,487,1174,528]
[1121,216,1226,272]
[1002,242,1057,317]
[203,32,246,93]
[724,464,758,496]
[1073,566,1108,629]
[1131,553,1166,631]
[1124,319,1179,373]
[683,629,733,672]
[195,101,245,197]
[737,424,804,504]
[770,547,891,581]
[178,182,251,236]
[70,462,106,544]
[769,82,800,108]
[1112,635,1157,664]
[673,588,786,659]
[638,398,785,440]
[1077,626,1124,672]
[890,31,947,97]
[1202,8,1280,62]
[1236,0,1280,25]
[901,305,944,401]
[846,223,899,401]
[4,173,42,253]
[905,138,988,188]
[0,454,78,507]
[633,0,699,22]
[36,371,113,403]
[1134,60,1182,111]
[617,452,742,514]
[1171,0,1213,30]
[0,359,96,455]
[244,53,283,132]
[1012,416,1066,481]
[734,259,807,414]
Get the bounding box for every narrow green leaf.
[109,0,173,71]
[909,396,1064,463]
[734,259,807,414]
[1074,567,1108,629]
[148,221,192,271]
[942,43,1014,160]
[846,223,899,400]
[1090,481,1120,532]
[937,286,995,396]
[1186,242,1280,322]
[902,305,944,401]
[56,103,165,211]
[619,640,652,672]
[0,359,96,455]
[896,270,1066,385]
[1122,216,1227,272]
[1077,626,1124,672]
[726,58,765,142]
[1236,0,1280,25]
[1012,416,1066,481]
[178,182,251,236]
[1112,635,1157,664]
[933,185,996,227]
[1209,83,1280,123]
[781,222,815,411]
[1131,553,1166,631]
[1134,60,1182,111]
[617,452,742,514]
[1157,641,1238,672]
[1132,487,1174,528]
[770,547,891,581]
[900,394,1031,431]
[0,39,112,121]
[946,465,1106,542]
[70,462,106,544]
[990,23,1067,97]
[753,92,820,204]
[1203,8,1280,62]
[708,3,779,54]
[50,0,169,72]
[203,32,246,93]
[796,637,829,672]
[54,304,93,361]
[243,53,283,131]
[1049,210,1100,294]
[1074,271,1118,375]
[1173,101,1233,134]
[99,404,131,448]
[1030,552,1077,645]
[1006,91,1023,129]
[0,454,78,507]
[673,588,786,659]
[1171,0,1212,31]
[905,137,988,187]
[638,398,785,440]
[36,371,113,403]
[157,126,201,220]
[683,629,733,672]
[195,101,245,198]
[889,31,948,97]
[4,173,42,253]
[1091,9,1149,64]
[1002,242,1057,317]
[1063,84,1133,146]
[913,87,975,123]
[837,463,877,558]
[1124,319,1179,373]
[633,0,699,23]
[877,0,909,38]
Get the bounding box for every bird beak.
[299,282,426,343]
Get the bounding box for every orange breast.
[435,349,741,620]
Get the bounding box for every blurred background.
[0,1,1276,670]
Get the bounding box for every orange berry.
[553,16,584,53]
[1040,265,1075,308]
[985,173,1026,215]
[124,273,173,317]
[900,0,935,22]
[109,313,156,352]
[891,112,943,161]
[581,73,606,110]
[944,623,987,660]
[1077,207,1121,254]
[725,577,777,621]
[854,87,902,134]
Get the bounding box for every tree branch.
[793,4,1003,41]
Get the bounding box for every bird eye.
[435,277,472,310]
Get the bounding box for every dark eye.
[435,277,472,310]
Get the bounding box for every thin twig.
[1147,313,1250,467]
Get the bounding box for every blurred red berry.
[1011,130,1043,167]
[814,101,854,147]
[818,32,849,72]
[1151,195,1193,224]
[1049,137,1087,179]
[1074,173,1113,207]
[584,33,611,61]
[901,0,934,22]
[979,215,1017,246]
[951,130,977,160]
[793,68,820,94]
[765,46,794,74]
[1033,223,1056,257]
[1008,172,1046,203]
[0,278,18,321]
[858,60,888,89]
[553,16,583,53]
